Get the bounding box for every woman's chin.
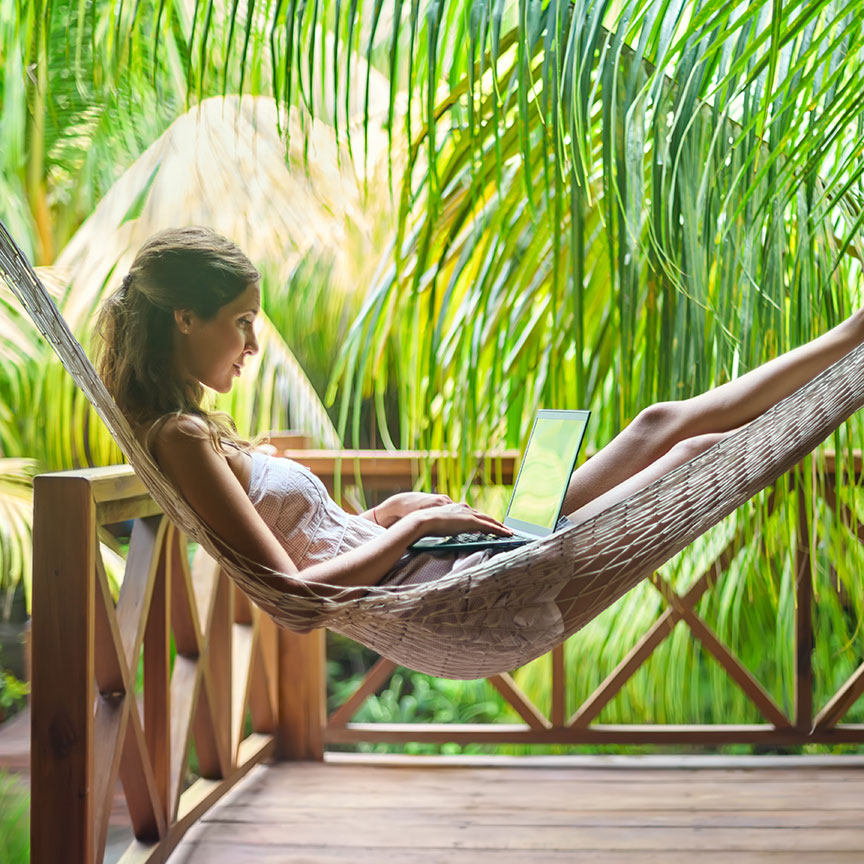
[207,379,234,395]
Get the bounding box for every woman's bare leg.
[562,308,864,515]
[567,430,729,525]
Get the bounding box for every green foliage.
[0,671,28,717]
[330,2,864,473]
[4,0,864,753]
[0,772,28,864]
[0,461,35,617]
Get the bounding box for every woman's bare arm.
[152,416,510,590]
[152,416,299,577]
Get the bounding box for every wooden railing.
[30,464,324,864]
[30,446,864,863]
[279,448,864,748]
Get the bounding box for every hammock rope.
[3,218,864,679]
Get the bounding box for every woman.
[97,226,864,595]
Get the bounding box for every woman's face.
[173,282,261,394]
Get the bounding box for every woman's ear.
[174,308,194,335]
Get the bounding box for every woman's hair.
[95,226,261,452]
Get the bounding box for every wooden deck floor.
[168,754,864,863]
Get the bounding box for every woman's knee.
[670,431,726,461]
[629,401,687,440]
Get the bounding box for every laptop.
[410,409,590,553]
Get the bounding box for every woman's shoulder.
[140,412,211,460]
[154,412,209,441]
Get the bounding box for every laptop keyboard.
[450,531,508,543]
[413,517,574,550]
[414,531,511,548]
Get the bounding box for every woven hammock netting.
[4,220,864,679]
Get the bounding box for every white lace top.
[247,451,493,586]
[248,450,386,567]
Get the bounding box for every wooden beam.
[116,735,275,864]
[814,661,864,731]
[795,483,814,732]
[278,630,326,759]
[231,622,255,758]
[116,516,168,675]
[328,657,398,729]
[120,703,166,841]
[651,576,791,729]
[278,449,520,491]
[551,645,565,727]
[143,535,171,826]
[31,475,95,864]
[207,575,233,773]
[489,674,551,731]
[326,722,864,746]
[569,539,737,728]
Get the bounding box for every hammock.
[3,220,864,680]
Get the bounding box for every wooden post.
[31,475,95,864]
[208,574,233,772]
[795,479,814,733]
[277,629,326,759]
[144,538,171,825]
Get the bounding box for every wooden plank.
[116,734,275,864]
[190,546,221,643]
[247,632,276,734]
[31,475,95,864]
[92,695,128,863]
[325,722,864,745]
[488,673,551,730]
[231,622,255,757]
[278,629,326,759]
[193,764,864,813]
[143,533,170,826]
[37,464,143,502]
[207,575,233,773]
[93,551,127,696]
[205,780,864,812]
[158,759,864,863]
[257,613,279,731]
[324,751,864,772]
[149,847,864,864]
[175,818,864,852]
[120,698,166,841]
[279,449,520,489]
[651,576,791,729]
[570,539,736,728]
[93,553,137,859]
[97,495,162,526]
[192,668,225,780]
[551,644,565,727]
[328,657,397,728]
[233,583,253,624]
[202,805,864,828]
[116,516,167,671]
[169,655,200,817]
[795,482,814,732]
[198,801,864,832]
[170,527,202,657]
[814,660,864,731]
[265,431,313,450]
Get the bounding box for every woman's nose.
[246,327,259,355]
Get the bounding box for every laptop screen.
[504,410,590,536]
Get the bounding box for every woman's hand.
[369,491,454,527]
[405,501,514,539]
